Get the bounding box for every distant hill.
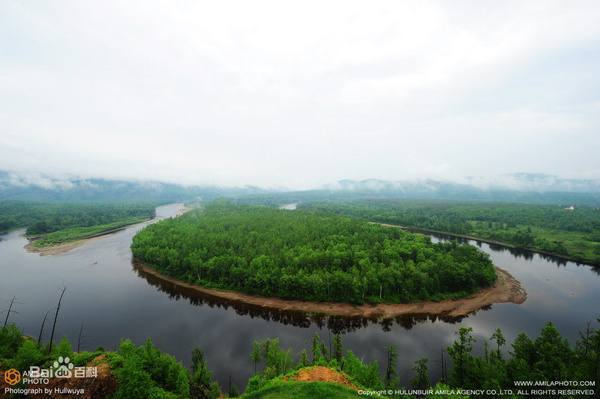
[236,176,600,206]
[324,174,600,194]
[1,170,598,205]
[0,171,272,202]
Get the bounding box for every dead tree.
[38,310,51,346]
[77,321,87,352]
[433,346,447,383]
[48,285,67,354]
[3,295,21,326]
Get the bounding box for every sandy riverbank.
[23,218,157,256]
[24,234,121,256]
[134,262,526,318]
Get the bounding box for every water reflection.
[132,259,476,333]
[426,231,580,267]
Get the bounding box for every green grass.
[32,216,149,246]
[466,221,600,265]
[526,225,600,261]
[241,381,363,399]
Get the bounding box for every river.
[1,203,599,388]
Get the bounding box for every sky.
[1,1,599,190]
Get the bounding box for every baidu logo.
[53,356,74,378]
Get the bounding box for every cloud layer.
[1,1,599,189]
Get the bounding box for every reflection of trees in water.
[131,259,484,334]
[536,252,568,267]
[431,231,580,268]
[423,232,470,245]
[487,242,574,266]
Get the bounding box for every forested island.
[131,201,499,306]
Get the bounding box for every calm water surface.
[1,203,599,387]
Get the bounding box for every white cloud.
[1,0,599,188]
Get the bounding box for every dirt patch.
[284,366,360,390]
[135,262,526,318]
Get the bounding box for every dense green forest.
[0,201,158,246]
[131,201,497,304]
[3,317,599,398]
[298,199,600,266]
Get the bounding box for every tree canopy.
[131,201,497,304]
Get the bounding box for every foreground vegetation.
[0,323,220,399]
[244,317,600,398]
[4,316,599,398]
[299,199,600,265]
[131,201,497,304]
[242,380,360,399]
[0,200,158,246]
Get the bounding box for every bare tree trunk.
[38,310,51,347]
[329,329,333,361]
[441,347,446,383]
[48,285,67,355]
[77,321,86,352]
[4,295,20,326]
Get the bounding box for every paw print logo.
[4,368,21,385]
[53,356,74,378]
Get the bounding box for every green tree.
[0,323,23,359]
[191,347,220,398]
[490,328,506,363]
[507,332,536,382]
[57,335,72,359]
[342,350,383,389]
[297,349,310,368]
[333,334,343,364]
[310,332,321,364]
[384,344,399,389]
[575,319,600,397]
[13,339,45,372]
[251,341,261,373]
[410,357,430,391]
[113,356,152,399]
[446,327,476,388]
[533,321,574,382]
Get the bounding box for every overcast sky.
[1,1,599,189]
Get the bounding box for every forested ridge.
[131,201,497,304]
[299,199,600,265]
